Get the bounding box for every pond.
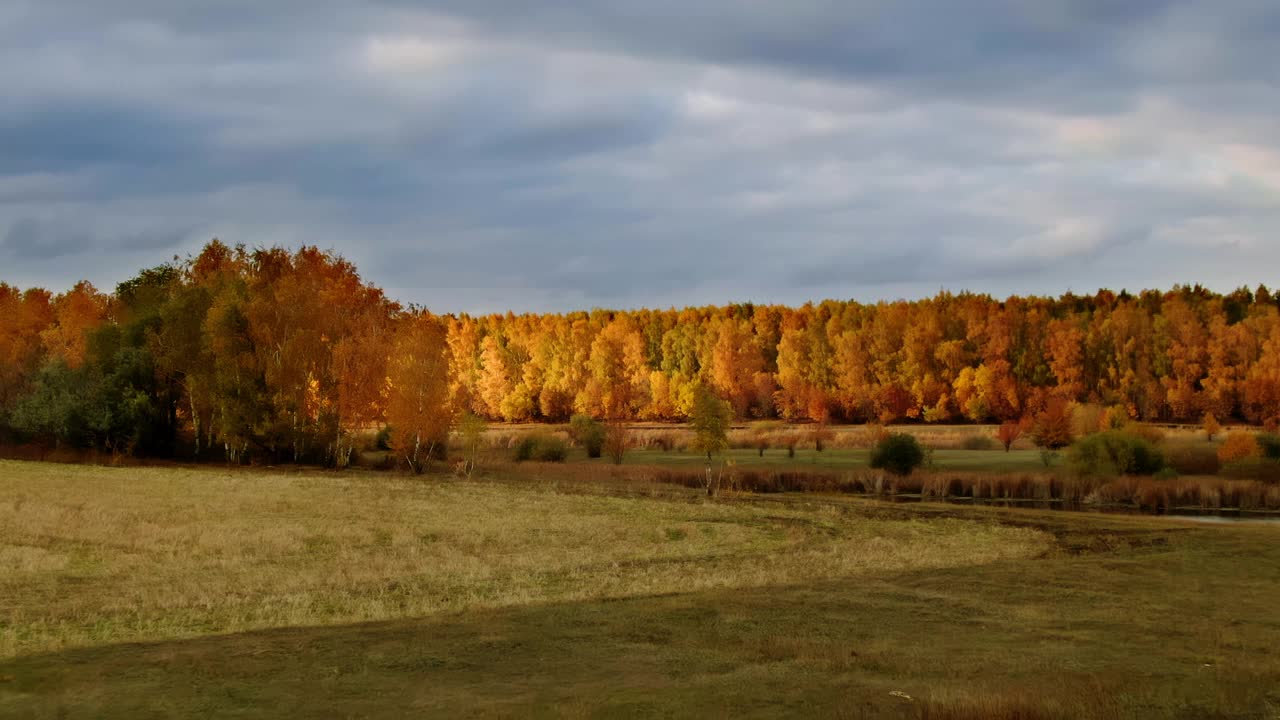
[882,494,1280,522]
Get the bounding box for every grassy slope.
[1,461,1278,718]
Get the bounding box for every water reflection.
[881,494,1280,522]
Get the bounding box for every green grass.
[2,460,1279,718]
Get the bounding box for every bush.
[869,433,926,476]
[1067,430,1165,477]
[1255,433,1280,460]
[1220,457,1280,483]
[1127,424,1165,445]
[1153,467,1179,480]
[569,414,606,458]
[1218,432,1261,465]
[1165,444,1221,476]
[960,434,997,451]
[512,434,569,463]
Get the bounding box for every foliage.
[1030,398,1075,451]
[1254,432,1280,459]
[513,434,569,463]
[456,413,487,477]
[689,387,732,460]
[8,243,1280,466]
[386,313,454,473]
[1203,412,1221,441]
[1067,430,1165,477]
[689,386,733,495]
[1218,432,1261,465]
[603,420,629,465]
[569,414,606,458]
[995,420,1023,452]
[869,433,926,476]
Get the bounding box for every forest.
[3,239,1280,465]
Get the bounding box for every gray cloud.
[1,1,1279,311]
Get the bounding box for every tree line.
[2,239,1279,464]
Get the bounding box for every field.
[2,460,1280,718]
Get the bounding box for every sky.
[2,1,1279,313]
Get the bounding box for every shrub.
[961,434,997,451]
[512,434,569,463]
[1218,432,1261,465]
[569,414,606,458]
[1153,467,1179,480]
[870,433,926,476]
[1067,430,1165,477]
[604,420,629,465]
[1255,432,1280,460]
[375,426,394,451]
[1165,444,1221,476]
[1127,424,1165,445]
[1220,457,1280,483]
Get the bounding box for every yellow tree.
[707,317,765,418]
[584,317,649,419]
[386,312,455,472]
[0,285,53,412]
[327,276,396,468]
[40,281,110,369]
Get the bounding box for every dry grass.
[0,459,1049,659]
[1092,475,1280,511]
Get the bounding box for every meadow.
[2,459,1279,718]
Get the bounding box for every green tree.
[869,433,925,477]
[690,386,733,495]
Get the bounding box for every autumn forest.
[3,240,1280,466]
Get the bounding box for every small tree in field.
[753,420,781,457]
[1203,413,1221,442]
[386,313,454,473]
[456,413,487,478]
[870,433,925,476]
[690,386,733,496]
[1031,398,1075,465]
[604,419,629,465]
[808,420,835,453]
[996,419,1023,452]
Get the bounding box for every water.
[880,494,1280,522]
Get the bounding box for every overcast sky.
[2,1,1278,312]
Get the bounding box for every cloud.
[1,1,1279,312]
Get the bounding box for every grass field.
[2,459,1279,718]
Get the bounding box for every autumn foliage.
[995,420,1024,452]
[5,241,1280,464]
[1218,432,1261,465]
[1030,398,1075,451]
